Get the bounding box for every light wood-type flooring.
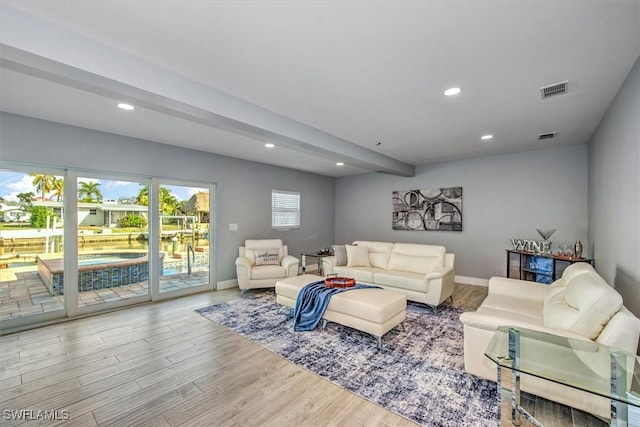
[0,283,607,426]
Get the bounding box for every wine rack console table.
[506,249,594,284]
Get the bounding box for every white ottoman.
[275,274,407,347]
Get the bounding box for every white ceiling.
[1,1,639,177]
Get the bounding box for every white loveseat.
[322,241,455,308]
[235,239,299,296]
[460,262,640,419]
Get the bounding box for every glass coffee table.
[485,326,639,426]
[300,251,332,275]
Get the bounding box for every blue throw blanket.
[293,280,379,332]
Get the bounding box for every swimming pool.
[37,252,164,295]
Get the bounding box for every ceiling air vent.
[538,132,557,140]
[540,80,568,99]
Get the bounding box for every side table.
[300,252,332,275]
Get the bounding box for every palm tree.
[137,184,149,206]
[136,185,179,214]
[52,178,64,201]
[160,187,179,215]
[78,181,103,203]
[31,174,55,200]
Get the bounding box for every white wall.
[0,113,336,283]
[335,145,589,281]
[589,57,640,319]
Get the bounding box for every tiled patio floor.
[0,270,210,320]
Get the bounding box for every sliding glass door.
[0,167,66,328]
[157,182,212,297]
[0,163,215,330]
[75,174,151,313]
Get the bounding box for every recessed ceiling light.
[481,134,494,140]
[117,103,135,111]
[265,143,275,148]
[443,87,462,96]
[336,162,344,166]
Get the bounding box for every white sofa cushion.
[346,245,371,267]
[460,306,546,331]
[543,270,623,339]
[334,266,379,283]
[544,281,566,302]
[387,253,437,274]
[557,261,596,285]
[374,270,425,293]
[387,243,444,274]
[250,265,286,280]
[479,293,544,320]
[352,241,394,269]
[489,276,550,303]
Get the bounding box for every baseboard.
[455,275,489,287]
[217,279,238,290]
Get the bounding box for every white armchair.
[235,239,299,296]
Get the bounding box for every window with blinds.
[272,190,300,229]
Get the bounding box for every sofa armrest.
[425,265,454,280]
[423,266,455,306]
[235,256,251,269]
[281,255,299,269]
[281,255,299,277]
[488,276,549,303]
[322,256,337,276]
[235,256,252,289]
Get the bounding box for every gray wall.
[588,57,640,319]
[335,145,589,281]
[0,113,335,283]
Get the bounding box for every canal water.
[1,238,209,257]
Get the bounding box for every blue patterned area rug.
[196,291,498,426]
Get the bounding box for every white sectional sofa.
[322,241,455,308]
[460,262,640,419]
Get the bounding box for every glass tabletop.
[485,326,640,407]
[301,252,333,257]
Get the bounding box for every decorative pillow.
[346,244,371,267]
[254,248,280,266]
[332,244,348,266]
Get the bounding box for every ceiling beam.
[0,4,414,176]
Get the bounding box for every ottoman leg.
[322,319,328,330]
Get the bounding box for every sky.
[0,170,203,203]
